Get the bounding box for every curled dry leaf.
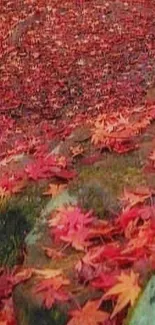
[33,268,62,279]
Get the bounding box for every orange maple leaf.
[67,300,109,325]
[104,270,141,318]
[91,120,108,146]
[43,183,67,197]
[0,298,16,325]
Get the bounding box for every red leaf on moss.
[34,276,70,309]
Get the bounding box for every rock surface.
[128,276,155,325]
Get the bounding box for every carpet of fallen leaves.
[1,0,155,324]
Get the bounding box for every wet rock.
[13,191,77,324]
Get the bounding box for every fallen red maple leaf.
[92,272,118,291]
[0,272,13,301]
[87,220,118,239]
[34,276,70,309]
[49,206,94,250]
[119,207,140,229]
[0,267,33,302]
[0,298,16,325]
[67,300,109,325]
[61,225,91,251]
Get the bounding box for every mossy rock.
[13,283,68,325]
[0,183,47,267]
[13,190,102,325]
[0,203,30,266]
[70,151,146,218]
[74,181,121,218]
[13,270,101,325]
[78,153,146,195]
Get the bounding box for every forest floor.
[1,0,155,324]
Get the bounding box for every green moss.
[70,152,146,218]
[14,287,69,325]
[17,305,68,325]
[77,153,146,196]
[0,182,48,267]
[49,307,68,325]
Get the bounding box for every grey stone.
[25,190,77,246]
[128,276,155,325]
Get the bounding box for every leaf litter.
[1,0,155,324]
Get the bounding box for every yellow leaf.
[33,268,62,279]
[104,270,141,318]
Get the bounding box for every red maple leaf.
[0,272,13,300]
[34,276,70,309]
[0,298,16,325]
[49,206,94,250]
[92,272,118,291]
[67,300,109,325]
